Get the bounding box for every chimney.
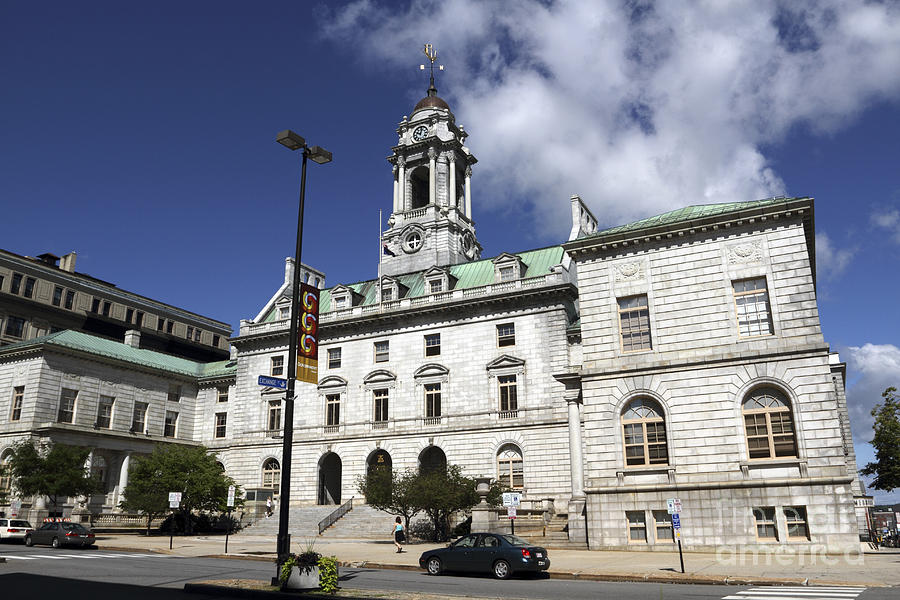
[284,257,294,285]
[124,329,141,349]
[60,252,77,273]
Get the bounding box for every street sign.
[258,375,287,389]
[667,498,682,514]
[507,506,517,519]
[227,485,236,508]
[502,492,522,507]
[169,491,182,509]
[672,513,681,529]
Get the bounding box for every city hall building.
[0,80,866,552]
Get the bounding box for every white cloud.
[814,232,855,281]
[321,0,900,240]
[844,344,900,502]
[871,207,900,243]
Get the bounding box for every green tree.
[7,441,99,510]
[120,444,240,535]
[356,467,421,532]
[861,387,900,492]
[412,465,482,541]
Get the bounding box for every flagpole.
[379,209,383,305]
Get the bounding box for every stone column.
[428,147,437,206]
[449,158,457,209]
[464,165,472,219]
[566,392,585,499]
[115,453,131,509]
[397,157,406,211]
[73,449,94,522]
[392,165,399,213]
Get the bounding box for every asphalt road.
[0,543,893,600]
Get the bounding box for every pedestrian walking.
[266,496,273,518]
[393,516,405,553]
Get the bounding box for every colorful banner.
[296,283,319,384]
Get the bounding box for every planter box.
[284,566,319,590]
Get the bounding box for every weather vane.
[419,43,444,84]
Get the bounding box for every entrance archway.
[419,446,447,474]
[364,449,392,504]
[317,452,342,505]
[367,449,392,476]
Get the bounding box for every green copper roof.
[0,330,236,379]
[587,197,807,239]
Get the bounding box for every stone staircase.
[319,503,407,539]
[236,505,337,538]
[493,514,588,549]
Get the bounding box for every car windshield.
[61,523,89,532]
[10,521,31,527]
[500,534,531,546]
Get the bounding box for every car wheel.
[24,536,33,547]
[51,537,60,549]
[493,559,511,579]
[426,556,443,576]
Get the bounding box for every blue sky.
[2,1,899,502]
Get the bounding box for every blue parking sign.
[672,513,681,529]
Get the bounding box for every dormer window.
[429,280,443,293]
[423,266,454,297]
[278,306,290,320]
[379,276,406,303]
[493,253,526,283]
[382,287,393,301]
[333,296,347,309]
[329,284,362,312]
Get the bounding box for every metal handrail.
[317,496,354,534]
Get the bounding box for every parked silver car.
[0,518,34,542]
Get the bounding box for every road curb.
[183,582,379,599]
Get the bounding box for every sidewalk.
[95,533,900,588]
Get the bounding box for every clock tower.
[381,45,482,277]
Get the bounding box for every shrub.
[318,555,339,594]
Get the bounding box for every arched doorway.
[410,166,429,209]
[317,452,342,505]
[419,446,447,474]
[365,449,392,504]
[367,449,392,476]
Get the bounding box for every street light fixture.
[274,129,332,579]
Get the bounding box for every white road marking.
[723,586,866,600]
[1,555,38,560]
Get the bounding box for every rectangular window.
[217,387,229,403]
[214,412,227,438]
[271,356,284,377]
[10,386,24,421]
[167,384,181,403]
[187,326,194,340]
[64,290,75,310]
[328,347,341,369]
[734,278,774,337]
[136,311,144,327]
[23,277,35,298]
[166,321,174,334]
[498,375,518,413]
[627,511,647,543]
[499,265,515,282]
[157,317,165,331]
[326,394,340,426]
[58,388,77,423]
[784,506,809,540]
[96,396,114,429]
[425,383,441,418]
[279,306,290,320]
[194,328,201,342]
[753,507,778,540]
[212,334,220,348]
[497,323,516,347]
[52,286,63,306]
[333,296,347,309]
[381,287,393,301]
[424,333,441,356]
[164,411,178,437]
[618,295,652,352]
[373,389,389,422]
[374,340,389,363]
[91,298,100,313]
[429,280,443,293]
[652,510,674,543]
[4,316,25,338]
[125,308,134,323]
[10,273,22,295]
[102,301,111,317]
[132,402,148,433]
[267,400,282,432]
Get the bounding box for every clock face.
[412,125,429,142]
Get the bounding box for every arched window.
[419,446,447,474]
[91,456,107,485]
[262,458,281,495]
[621,398,668,467]
[0,451,12,493]
[496,444,523,489]
[743,387,797,459]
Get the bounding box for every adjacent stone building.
[0,78,866,552]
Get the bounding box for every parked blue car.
[419,533,550,579]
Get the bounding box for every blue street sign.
[672,513,681,529]
[258,375,287,389]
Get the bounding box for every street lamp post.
[274,129,332,579]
